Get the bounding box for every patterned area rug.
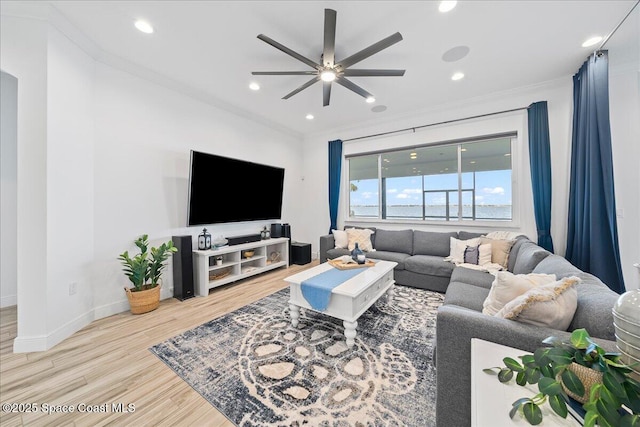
[150,285,444,426]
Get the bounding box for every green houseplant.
[118,234,177,314]
[484,329,640,426]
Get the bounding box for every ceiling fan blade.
[343,69,406,77]
[337,32,403,69]
[257,34,320,70]
[323,81,332,107]
[335,77,374,100]
[252,71,318,75]
[323,9,337,67]
[282,76,320,100]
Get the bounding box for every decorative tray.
[328,259,376,270]
[210,268,231,281]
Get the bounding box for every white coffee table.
[284,260,397,347]
[471,338,581,426]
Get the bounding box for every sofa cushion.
[458,231,486,240]
[532,254,582,278]
[346,228,374,251]
[366,251,411,270]
[507,236,529,272]
[444,281,490,311]
[413,230,458,256]
[482,271,558,316]
[450,266,496,290]
[374,229,413,254]
[405,255,456,278]
[326,248,350,260]
[352,226,377,247]
[568,272,618,341]
[495,276,579,331]
[513,241,552,274]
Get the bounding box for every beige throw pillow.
[495,276,580,330]
[346,228,374,251]
[332,229,349,249]
[480,237,516,268]
[482,271,557,316]
[478,243,493,265]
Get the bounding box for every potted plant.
[118,234,177,314]
[484,328,640,426]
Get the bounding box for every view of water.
[351,205,512,220]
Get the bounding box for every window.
[348,136,513,222]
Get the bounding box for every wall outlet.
[69,282,77,295]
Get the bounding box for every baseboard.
[12,291,176,353]
[0,294,17,308]
[13,310,94,353]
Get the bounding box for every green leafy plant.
[484,329,640,426]
[118,235,177,291]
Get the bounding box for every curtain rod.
[596,0,639,53]
[342,106,529,143]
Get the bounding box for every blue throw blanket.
[301,267,366,311]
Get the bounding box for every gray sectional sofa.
[320,228,485,293]
[319,228,621,427]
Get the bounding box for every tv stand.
[192,237,289,296]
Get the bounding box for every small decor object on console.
[260,226,271,240]
[351,242,366,264]
[242,250,255,259]
[198,228,211,250]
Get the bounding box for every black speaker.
[172,236,195,301]
[270,223,283,238]
[282,224,292,265]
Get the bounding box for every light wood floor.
[0,261,319,427]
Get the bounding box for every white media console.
[192,237,289,296]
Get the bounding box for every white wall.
[0,71,18,308]
[0,14,50,349]
[45,25,97,341]
[610,64,640,291]
[92,64,303,317]
[1,10,304,351]
[300,79,574,259]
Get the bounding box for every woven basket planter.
[561,362,603,403]
[125,285,161,315]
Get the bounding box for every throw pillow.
[346,228,374,252]
[478,243,492,266]
[482,271,557,316]
[447,237,480,264]
[480,237,516,269]
[332,229,349,249]
[464,245,479,265]
[495,276,580,331]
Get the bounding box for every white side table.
[471,338,581,427]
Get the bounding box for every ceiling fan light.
[451,72,465,81]
[249,82,260,91]
[306,114,314,120]
[320,70,337,82]
[439,1,458,13]
[366,96,376,103]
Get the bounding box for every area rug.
[150,286,444,427]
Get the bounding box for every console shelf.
[192,237,289,296]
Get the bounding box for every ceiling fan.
[252,9,405,107]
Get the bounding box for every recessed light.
[320,70,336,82]
[469,161,476,164]
[461,148,467,152]
[504,153,511,157]
[451,72,465,81]
[305,114,314,120]
[366,96,376,103]
[134,20,154,34]
[582,36,603,47]
[249,82,260,91]
[439,1,457,13]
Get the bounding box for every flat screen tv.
[187,150,285,226]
